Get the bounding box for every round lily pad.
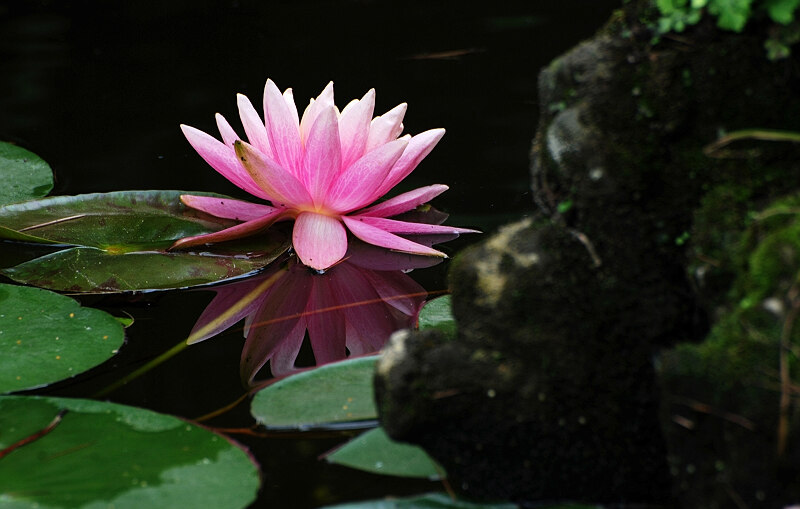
[0,284,125,393]
[0,395,259,508]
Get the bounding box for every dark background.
[0,1,620,507]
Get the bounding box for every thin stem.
[704,128,800,158]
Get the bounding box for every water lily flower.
[172,79,478,271]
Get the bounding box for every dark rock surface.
[375,2,800,507]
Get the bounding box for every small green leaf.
[0,284,125,393]
[321,492,520,508]
[326,427,443,479]
[765,0,800,23]
[0,142,54,206]
[0,396,259,508]
[708,0,753,31]
[418,295,456,338]
[251,356,378,429]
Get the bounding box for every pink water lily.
[172,79,477,270]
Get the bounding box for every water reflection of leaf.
[190,253,429,384]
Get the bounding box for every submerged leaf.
[0,396,259,509]
[2,235,288,293]
[250,356,379,429]
[0,142,54,206]
[0,284,124,393]
[325,427,444,479]
[322,493,574,508]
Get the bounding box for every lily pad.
[0,395,259,508]
[418,295,456,338]
[0,142,54,206]
[325,427,443,479]
[0,284,125,393]
[251,356,379,429]
[2,239,288,293]
[0,190,232,247]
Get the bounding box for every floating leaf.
[326,427,443,479]
[418,295,456,338]
[0,190,232,247]
[0,142,54,206]
[2,238,287,293]
[0,284,124,393]
[0,395,259,508]
[251,356,378,429]
[323,493,580,508]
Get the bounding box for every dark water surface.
[0,1,619,507]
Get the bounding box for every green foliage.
[654,0,800,58]
[0,283,125,393]
[0,396,259,508]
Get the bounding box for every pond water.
[0,1,619,507]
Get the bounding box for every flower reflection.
[189,245,436,384]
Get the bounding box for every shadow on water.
[0,1,620,506]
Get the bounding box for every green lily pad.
[2,239,288,293]
[0,190,231,247]
[251,356,379,429]
[0,142,54,206]
[418,295,456,338]
[0,284,125,393]
[325,427,444,479]
[0,395,259,508]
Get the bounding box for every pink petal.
[234,140,313,208]
[237,93,272,157]
[299,81,335,143]
[263,79,302,174]
[215,114,239,146]
[375,128,445,197]
[282,88,300,129]
[339,89,375,168]
[357,184,449,217]
[345,239,446,271]
[180,194,280,221]
[351,216,480,235]
[181,124,270,200]
[169,208,286,250]
[293,211,348,270]
[341,215,447,257]
[326,139,408,214]
[306,275,347,365]
[302,106,342,207]
[366,103,407,152]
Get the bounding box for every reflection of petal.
[361,269,427,317]
[306,274,346,365]
[345,239,445,271]
[241,268,312,382]
[187,268,286,344]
